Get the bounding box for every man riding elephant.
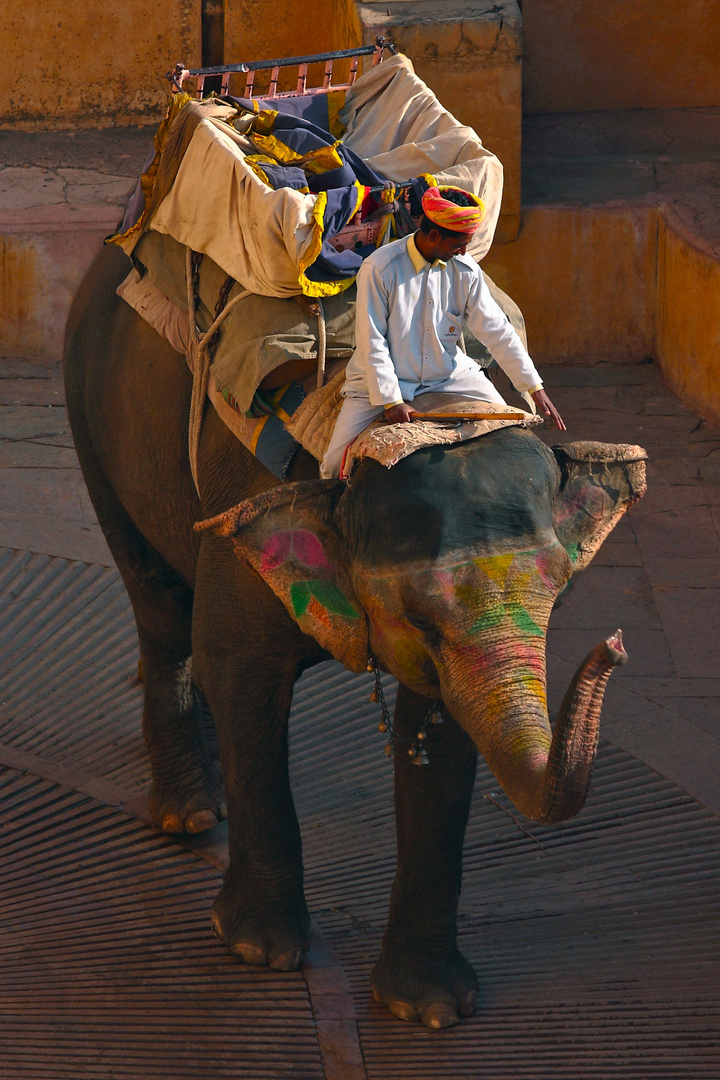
[321,186,565,478]
[64,230,645,1030]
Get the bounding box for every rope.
[316,299,326,390]
[185,246,251,497]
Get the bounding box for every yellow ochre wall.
[224,0,362,91]
[0,0,361,130]
[0,1,202,130]
[522,0,720,113]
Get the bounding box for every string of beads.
[367,659,443,766]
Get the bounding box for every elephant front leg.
[205,666,312,970]
[192,600,312,972]
[372,684,479,1029]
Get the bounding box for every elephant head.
[197,428,646,825]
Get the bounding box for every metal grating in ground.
[0,547,719,1077]
[0,766,323,1080]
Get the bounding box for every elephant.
[64,242,646,1030]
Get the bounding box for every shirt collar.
[407,232,446,273]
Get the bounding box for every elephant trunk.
[442,631,627,824]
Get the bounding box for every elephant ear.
[195,480,369,673]
[552,441,647,573]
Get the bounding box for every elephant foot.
[211,881,312,971]
[149,762,226,836]
[371,943,478,1029]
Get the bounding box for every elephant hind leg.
[66,392,224,835]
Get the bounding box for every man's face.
[426,228,477,261]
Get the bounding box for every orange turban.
[421,186,485,233]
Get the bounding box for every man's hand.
[531,389,566,431]
[384,403,419,424]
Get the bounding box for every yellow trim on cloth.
[250,131,304,165]
[297,181,365,298]
[301,140,344,175]
[250,108,278,135]
[106,92,192,246]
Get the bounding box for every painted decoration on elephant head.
[358,542,572,699]
[236,525,368,673]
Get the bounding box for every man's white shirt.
[342,233,543,407]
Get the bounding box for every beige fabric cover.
[341,54,503,261]
[145,107,319,297]
[117,54,503,297]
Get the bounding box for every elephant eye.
[406,613,436,635]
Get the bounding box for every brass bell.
[366,660,374,672]
[407,746,417,758]
[411,748,430,766]
[416,730,426,741]
[383,742,393,757]
[430,708,444,725]
[378,720,388,733]
[369,690,379,703]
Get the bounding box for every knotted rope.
[185,246,252,495]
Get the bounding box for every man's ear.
[196,480,369,672]
[552,441,647,572]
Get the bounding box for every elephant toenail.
[185,809,219,834]
[269,947,303,971]
[160,813,184,835]
[387,999,418,1023]
[231,941,267,966]
[423,1006,459,1029]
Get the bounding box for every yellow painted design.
[473,553,514,590]
[244,154,276,186]
[327,89,347,139]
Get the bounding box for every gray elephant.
[64,243,646,1029]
